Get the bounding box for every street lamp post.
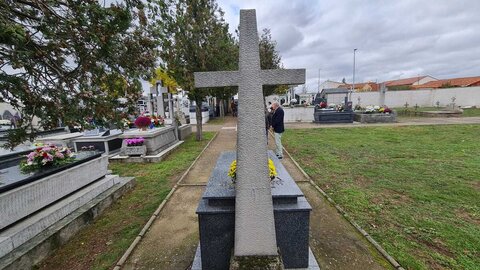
[317,68,321,93]
[351,48,357,101]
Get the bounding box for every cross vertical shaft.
[234,9,277,256]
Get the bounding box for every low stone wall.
[354,112,397,123]
[283,107,314,122]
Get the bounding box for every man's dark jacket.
[271,107,285,133]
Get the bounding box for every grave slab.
[0,153,108,230]
[196,151,313,269]
[34,132,83,148]
[0,174,119,258]
[119,126,177,156]
[72,129,123,154]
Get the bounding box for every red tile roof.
[338,82,379,91]
[384,76,427,86]
[413,76,480,89]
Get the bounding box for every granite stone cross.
[194,9,305,258]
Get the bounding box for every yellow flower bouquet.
[228,159,277,183]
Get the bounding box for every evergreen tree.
[0,0,160,148]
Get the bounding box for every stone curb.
[281,144,405,270]
[113,131,219,270]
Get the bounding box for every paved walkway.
[285,116,480,129]
[122,117,392,270]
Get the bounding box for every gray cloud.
[217,0,480,92]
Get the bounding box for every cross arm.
[261,69,306,86]
[194,71,240,88]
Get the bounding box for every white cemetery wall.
[351,86,480,108]
[283,107,314,122]
[326,93,349,105]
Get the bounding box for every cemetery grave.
[110,115,184,163]
[353,105,397,123]
[0,144,134,269]
[35,133,213,270]
[313,89,354,124]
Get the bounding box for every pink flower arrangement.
[134,116,151,129]
[125,137,145,146]
[21,145,74,173]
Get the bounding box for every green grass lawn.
[283,126,480,270]
[37,132,214,270]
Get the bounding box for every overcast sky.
[216,0,480,92]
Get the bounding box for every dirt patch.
[471,180,480,191]
[411,238,456,270]
[370,189,413,206]
[455,208,480,226]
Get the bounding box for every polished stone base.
[313,111,354,123]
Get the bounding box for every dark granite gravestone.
[313,107,354,124]
[72,129,123,154]
[196,151,311,269]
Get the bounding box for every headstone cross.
[195,9,305,258]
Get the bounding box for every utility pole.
[351,48,357,101]
[317,68,321,93]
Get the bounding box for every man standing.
[270,101,284,159]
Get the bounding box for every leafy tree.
[0,0,159,149]
[150,68,179,92]
[154,0,237,140]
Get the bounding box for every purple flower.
[125,137,144,146]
